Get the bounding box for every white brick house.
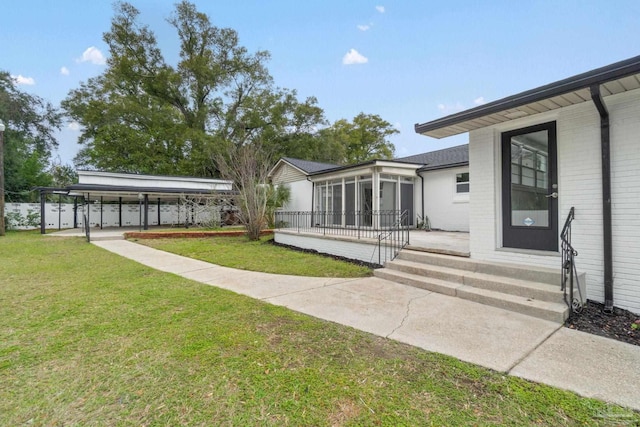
[415,55,640,315]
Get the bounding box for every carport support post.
[143,194,149,230]
[157,198,161,226]
[73,196,78,228]
[100,196,103,229]
[40,190,46,234]
[118,197,122,227]
[58,194,62,230]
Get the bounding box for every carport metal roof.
[41,170,235,202]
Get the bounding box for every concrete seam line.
[505,323,564,374]
[260,283,342,301]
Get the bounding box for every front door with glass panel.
[501,122,558,251]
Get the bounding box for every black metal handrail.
[274,210,410,240]
[560,207,582,314]
[376,210,410,265]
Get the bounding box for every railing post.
[323,211,326,236]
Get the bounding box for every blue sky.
[3,0,640,166]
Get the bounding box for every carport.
[36,170,234,234]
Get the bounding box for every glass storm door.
[501,122,558,251]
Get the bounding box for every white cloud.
[357,24,371,31]
[60,66,70,76]
[437,102,465,115]
[375,5,385,13]
[438,97,487,114]
[342,48,368,65]
[68,121,81,131]
[77,46,106,65]
[12,74,36,85]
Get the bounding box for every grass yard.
[136,235,373,277]
[1,232,638,426]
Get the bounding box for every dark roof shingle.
[282,157,339,174]
[394,144,468,171]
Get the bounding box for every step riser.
[374,270,458,296]
[456,287,568,323]
[386,261,562,302]
[379,249,572,323]
[462,276,561,303]
[385,262,464,284]
[397,251,561,286]
[475,264,559,287]
[398,251,475,272]
[376,269,568,323]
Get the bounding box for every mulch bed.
[565,300,640,347]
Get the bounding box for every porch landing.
[408,230,469,257]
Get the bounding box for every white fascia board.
[77,170,233,191]
[309,160,419,182]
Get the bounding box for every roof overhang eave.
[417,161,469,173]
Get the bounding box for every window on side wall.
[456,172,470,193]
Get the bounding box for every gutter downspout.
[40,190,46,234]
[420,173,425,224]
[590,84,614,313]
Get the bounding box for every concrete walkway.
[89,238,640,411]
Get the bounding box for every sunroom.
[276,160,420,233]
[313,161,418,228]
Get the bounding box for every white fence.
[4,202,221,230]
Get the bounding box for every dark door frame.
[501,121,558,251]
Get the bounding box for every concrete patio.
[407,230,469,256]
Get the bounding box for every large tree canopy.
[320,113,398,164]
[63,1,326,176]
[0,71,62,202]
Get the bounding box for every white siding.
[420,166,469,232]
[469,88,640,314]
[271,163,313,212]
[283,180,314,212]
[272,163,306,184]
[610,89,640,314]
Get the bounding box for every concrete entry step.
[375,249,570,323]
[396,250,562,286]
[385,259,563,303]
[456,285,568,323]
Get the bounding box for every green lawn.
[136,235,373,277]
[1,232,638,426]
